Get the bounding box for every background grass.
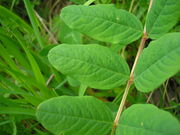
[0,0,179,134]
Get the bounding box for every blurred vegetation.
[0,0,179,134]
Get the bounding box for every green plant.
[36,0,180,135]
[0,0,180,134]
[0,0,58,134]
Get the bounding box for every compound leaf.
[48,44,130,90]
[134,33,180,92]
[60,5,143,44]
[116,104,180,135]
[146,0,180,39]
[36,96,113,135]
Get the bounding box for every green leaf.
[78,84,87,96]
[146,0,180,39]
[110,43,125,52]
[0,107,35,116]
[60,5,143,44]
[67,76,80,87]
[134,33,180,92]
[0,42,18,71]
[0,34,31,70]
[0,63,48,102]
[14,30,45,85]
[105,102,119,118]
[116,104,180,135]
[23,0,45,48]
[0,88,30,97]
[0,5,33,34]
[36,96,113,135]
[59,19,82,44]
[48,44,130,89]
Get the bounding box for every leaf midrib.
[53,53,129,78]
[39,110,174,135]
[38,109,113,125]
[62,7,142,33]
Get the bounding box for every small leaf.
[134,33,180,92]
[78,84,87,96]
[67,76,80,87]
[60,5,143,44]
[59,19,82,44]
[116,104,180,135]
[146,0,180,39]
[36,96,113,135]
[48,44,130,89]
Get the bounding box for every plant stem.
[146,91,154,103]
[10,0,16,11]
[55,79,67,89]
[35,11,58,44]
[129,0,135,12]
[112,33,148,133]
[111,0,153,134]
[46,74,55,86]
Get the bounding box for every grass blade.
[23,0,45,48]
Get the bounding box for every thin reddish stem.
[111,1,153,134]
